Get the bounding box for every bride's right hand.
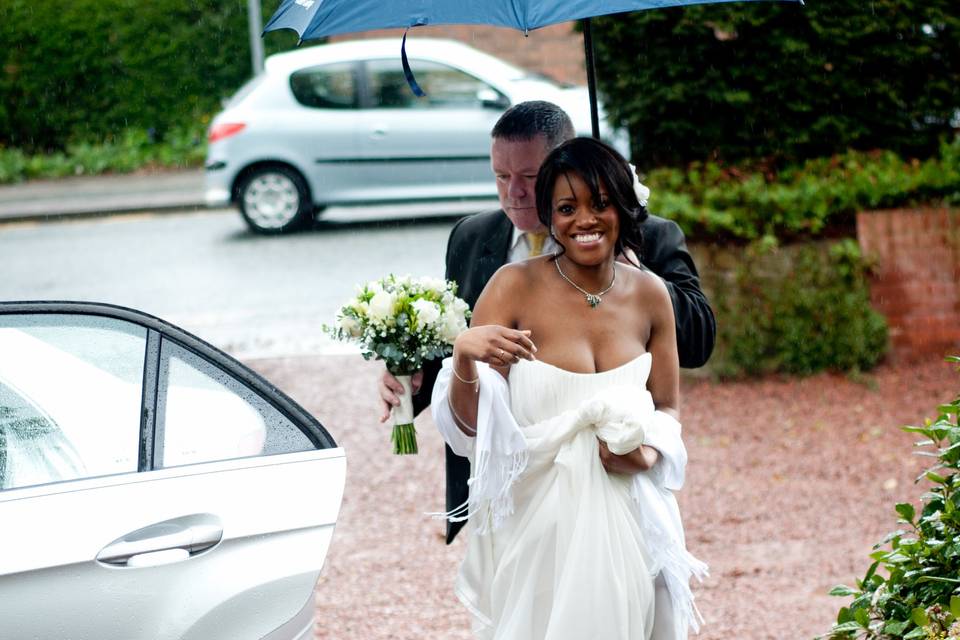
[453,326,537,368]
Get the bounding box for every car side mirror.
[477,89,510,110]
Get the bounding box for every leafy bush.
[591,1,960,166]
[707,239,889,378]
[645,138,960,242]
[0,125,207,184]
[820,358,960,639]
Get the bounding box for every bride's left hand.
[598,441,659,474]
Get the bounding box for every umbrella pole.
[582,18,601,139]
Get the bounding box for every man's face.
[490,135,551,233]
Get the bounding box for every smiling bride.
[431,137,707,640]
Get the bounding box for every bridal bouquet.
[326,274,470,454]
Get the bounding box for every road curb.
[0,169,208,224]
[0,203,209,225]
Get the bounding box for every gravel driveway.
[246,355,959,640]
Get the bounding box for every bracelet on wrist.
[447,393,478,436]
[452,365,479,385]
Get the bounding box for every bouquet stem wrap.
[391,373,417,455]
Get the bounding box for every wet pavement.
[0,170,206,222]
[0,209,458,359]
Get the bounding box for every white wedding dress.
[432,353,706,640]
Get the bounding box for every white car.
[0,301,345,640]
[204,38,629,234]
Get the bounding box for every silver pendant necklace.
[554,255,616,308]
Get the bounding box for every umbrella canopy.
[264,0,801,137]
[265,0,786,40]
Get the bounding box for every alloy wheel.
[242,172,303,230]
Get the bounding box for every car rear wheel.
[237,166,313,234]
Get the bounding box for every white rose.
[412,299,441,327]
[451,298,469,316]
[421,277,447,295]
[339,315,362,338]
[628,162,651,207]
[438,310,467,343]
[368,290,396,322]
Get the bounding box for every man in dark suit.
[379,101,715,544]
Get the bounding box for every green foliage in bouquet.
[820,356,960,640]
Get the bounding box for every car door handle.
[96,514,223,567]
[370,125,388,138]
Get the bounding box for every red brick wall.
[857,208,960,360]
[330,23,587,86]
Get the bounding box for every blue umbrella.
[264,0,801,137]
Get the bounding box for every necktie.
[526,231,547,257]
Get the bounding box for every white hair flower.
[628,163,651,207]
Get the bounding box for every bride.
[431,137,706,640]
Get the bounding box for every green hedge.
[0,0,298,153]
[645,137,960,242]
[591,1,960,166]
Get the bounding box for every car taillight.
[208,122,246,143]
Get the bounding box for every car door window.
[0,315,145,490]
[156,340,313,468]
[290,62,358,109]
[366,59,505,109]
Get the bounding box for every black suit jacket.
[414,209,716,544]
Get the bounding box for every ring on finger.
[498,348,505,360]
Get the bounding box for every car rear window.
[290,62,358,109]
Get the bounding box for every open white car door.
[0,302,346,640]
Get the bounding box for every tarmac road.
[0,169,498,359]
[0,207,462,359]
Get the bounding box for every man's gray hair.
[491,100,576,150]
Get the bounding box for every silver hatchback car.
[205,38,627,234]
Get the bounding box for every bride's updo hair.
[535,137,647,266]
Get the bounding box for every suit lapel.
[476,212,513,292]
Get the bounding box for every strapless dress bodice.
[508,352,652,426]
